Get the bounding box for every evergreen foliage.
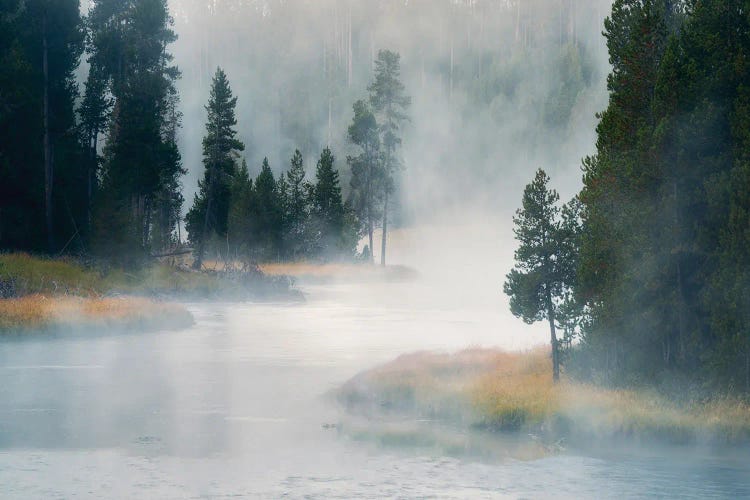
[368,50,410,266]
[186,67,244,269]
[505,169,580,381]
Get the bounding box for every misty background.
[164,0,612,222]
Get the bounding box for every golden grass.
[338,348,750,444]
[0,294,194,334]
[259,261,418,283]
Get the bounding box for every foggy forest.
[1,0,750,497]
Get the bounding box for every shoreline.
[335,349,750,447]
[0,294,194,337]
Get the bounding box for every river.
[0,279,748,498]
[1,223,750,498]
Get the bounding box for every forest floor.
[336,348,750,447]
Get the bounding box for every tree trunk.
[380,188,388,266]
[547,286,560,382]
[87,132,98,234]
[194,169,213,270]
[43,10,54,252]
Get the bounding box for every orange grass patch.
[0,294,193,334]
[338,348,750,443]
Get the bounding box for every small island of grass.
[337,349,750,447]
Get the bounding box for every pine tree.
[186,67,244,269]
[368,49,410,266]
[285,149,309,259]
[311,147,349,259]
[227,159,254,262]
[253,157,282,260]
[505,169,577,382]
[347,99,381,262]
[0,0,84,252]
[89,0,182,265]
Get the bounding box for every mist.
[168,0,610,221]
[4,1,750,497]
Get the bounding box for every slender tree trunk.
[87,132,97,234]
[366,149,374,264]
[194,169,213,270]
[546,286,560,382]
[43,10,54,252]
[380,188,388,266]
[449,36,454,100]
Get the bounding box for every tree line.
[506,0,750,394]
[185,51,409,267]
[0,0,409,268]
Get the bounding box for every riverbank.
[336,349,750,447]
[0,252,297,300]
[0,252,299,335]
[0,294,193,336]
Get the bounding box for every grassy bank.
[0,252,298,336]
[337,349,750,446]
[0,252,296,300]
[0,294,194,336]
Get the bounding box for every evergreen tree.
[253,157,282,260]
[505,169,577,382]
[347,99,381,262]
[88,0,183,265]
[311,147,349,258]
[227,159,254,262]
[368,49,410,266]
[186,67,244,269]
[0,0,84,252]
[285,149,309,259]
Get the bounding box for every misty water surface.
[1,224,749,498]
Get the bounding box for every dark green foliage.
[284,149,310,259]
[251,158,283,260]
[88,0,184,266]
[186,67,244,268]
[347,99,382,261]
[368,50,410,266]
[571,0,750,392]
[227,159,254,260]
[309,148,355,258]
[505,169,580,381]
[0,0,84,252]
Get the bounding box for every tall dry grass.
[0,294,193,334]
[338,348,750,444]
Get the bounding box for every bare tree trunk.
[449,36,454,100]
[547,286,560,382]
[43,10,54,252]
[328,97,332,146]
[347,4,352,87]
[194,168,213,270]
[367,165,374,264]
[380,188,388,267]
[87,132,97,233]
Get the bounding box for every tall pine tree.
[186,67,244,269]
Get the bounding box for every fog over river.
[0,222,749,498]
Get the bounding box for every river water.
[1,224,750,498]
